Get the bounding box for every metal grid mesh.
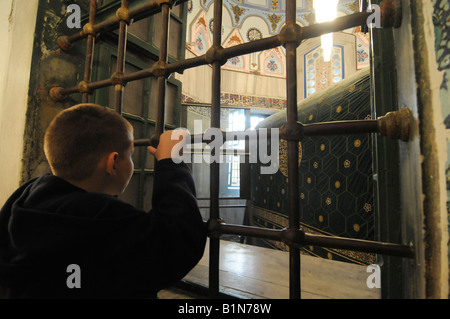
[51,0,413,299]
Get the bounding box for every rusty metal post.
[284,0,301,299]
[207,0,224,299]
[150,1,172,147]
[81,0,98,103]
[113,0,130,114]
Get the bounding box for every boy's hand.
[147,129,189,162]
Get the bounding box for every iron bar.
[208,0,223,299]
[114,0,129,114]
[302,233,414,259]
[300,11,373,40]
[219,223,284,242]
[81,0,97,103]
[188,120,379,142]
[302,119,380,136]
[52,10,375,100]
[149,3,171,147]
[58,0,370,52]
[196,197,243,200]
[122,68,154,83]
[285,0,301,300]
[59,0,161,49]
[164,55,209,74]
[221,35,281,60]
[198,205,247,209]
[212,222,415,259]
[132,107,412,147]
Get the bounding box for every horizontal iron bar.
[57,78,114,96]
[133,107,412,147]
[186,151,249,155]
[197,197,243,200]
[52,10,374,98]
[212,222,414,259]
[63,0,187,45]
[166,12,372,73]
[133,120,380,146]
[303,120,380,136]
[302,233,415,259]
[221,36,281,60]
[218,223,284,242]
[198,205,246,209]
[301,11,372,40]
[165,55,209,74]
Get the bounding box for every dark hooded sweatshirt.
[0,159,206,299]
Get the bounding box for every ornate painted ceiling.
[183,0,370,106]
[190,0,361,34]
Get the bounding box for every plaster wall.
[421,0,450,299]
[174,50,287,103]
[0,0,39,205]
[393,0,426,298]
[410,0,449,298]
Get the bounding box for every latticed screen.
[51,0,414,299]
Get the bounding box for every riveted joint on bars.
[281,228,306,248]
[49,87,66,102]
[115,7,132,25]
[205,45,227,66]
[206,218,224,239]
[82,23,96,37]
[111,71,126,93]
[280,122,305,141]
[151,60,169,78]
[77,81,93,95]
[278,22,302,48]
[57,35,74,52]
[377,106,412,142]
[155,0,175,9]
[111,71,125,86]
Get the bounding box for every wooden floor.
[160,239,380,299]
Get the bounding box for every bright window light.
[313,0,339,62]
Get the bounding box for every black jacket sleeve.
[144,159,207,292]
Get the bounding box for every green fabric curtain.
[252,68,374,265]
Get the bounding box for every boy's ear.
[105,152,119,175]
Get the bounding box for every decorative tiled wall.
[182,93,287,110]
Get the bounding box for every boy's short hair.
[44,103,133,181]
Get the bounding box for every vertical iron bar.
[153,3,171,142]
[82,0,97,103]
[115,0,129,113]
[285,0,301,299]
[209,0,223,299]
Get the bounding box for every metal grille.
[51,0,414,299]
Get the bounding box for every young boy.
[0,103,206,298]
